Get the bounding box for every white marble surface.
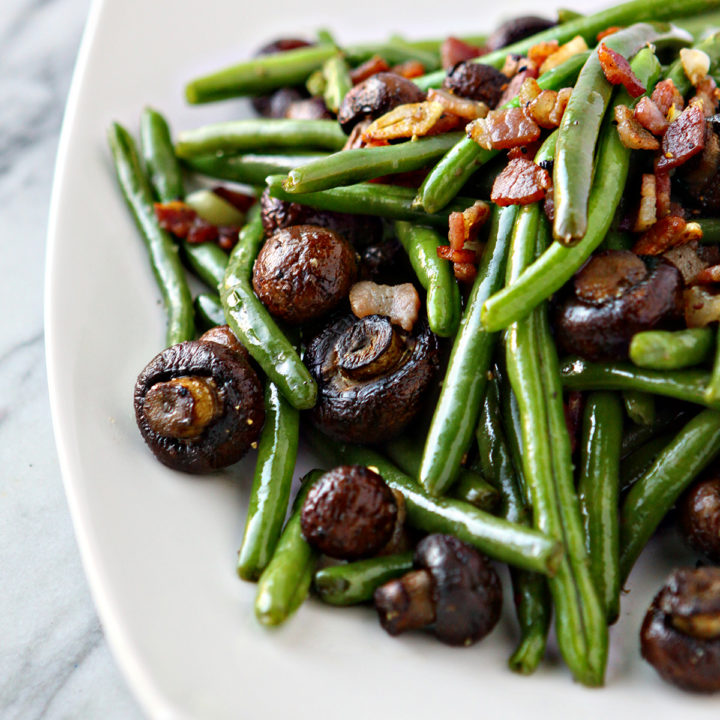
[0,1,144,717]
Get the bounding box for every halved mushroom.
[374,533,503,646]
[679,473,720,563]
[485,15,557,52]
[641,567,720,692]
[442,61,509,108]
[134,337,264,473]
[305,314,439,444]
[554,250,683,361]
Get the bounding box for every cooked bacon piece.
[155,201,218,245]
[597,26,623,42]
[614,105,660,150]
[447,201,489,252]
[634,96,669,136]
[425,113,464,135]
[634,174,657,233]
[453,262,477,283]
[681,48,711,88]
[528,40,559,68]
[664,242,709,284]
[633,215,702,255]
[655,169,671,218]
[441,36,483,69]
[363,101,444,141]
[467,107,541,150]
[350,55,390,84]
[392,60,426,80]
[491,158,552,206]
[437,245,477,263]
[349,281,420,332]
[656,105,707,171]
[527,89,569,128]
[651,79,684,116]
[598,43,646,98]
[501,54,531,78]
[696,264,720,284]
[684,285,720,327]
[507,140,543,161]
[427,87,489,120]
[539,36,589,74]
[518,77,541,105]
[690,76,720,117]
[498,66,539,106]
[548,87,572,126]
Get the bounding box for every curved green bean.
[194,293,225,330]
[313,553,414,606]
[622,390,655,426]
[699,217,720,243]
[140,107,184,203]
[322,54,352,114]
[238,383,300,581]
[181,241,228,290]
[629,328,714,370]
[620,431,674,493]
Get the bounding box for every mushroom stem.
[374,569,436,635]
[336,316,405,380]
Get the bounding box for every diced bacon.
[349,281,421,332]
[528,40,559,68]
[217,226,240,251]
[527,89,564,128]
[491,158,552,206]
[392,60,426,80]
[690,76,720,117]
[448,211,466,252]
[695,264,720,284]
[597,26,623,42]
[498,66,539,106]
[614,105,660,150]
[427,87,489,120]
[664,242,708,284]
[634,174,657,232]
[447,202,489,251]
[656,104,707,171]
[539,35,589,74]
[655,170,671,218]
[441,36,483,69]
[350,55,390,84]
[632,215,702,255]
[634,97,669,136]
[501,54,525,78]
[518,77,541,105]
[684,285,720,327]
[598,43,646,98]
[437,245,477,263]
[681,48,711,88]
[548,87,572,126]
[507,140,542,161]
[651,79,684,116]
[424,113,464,135]
[467,107,541,150]
[155,201,218,244]
[363,101,444,141]
[453,262,477,283]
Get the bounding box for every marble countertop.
[1,1,143,716]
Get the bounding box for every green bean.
[578,392,623,623]
[481,47,662,331]
[194,293,225,330]
[699,217,720,243]
[675,11,720,40]
[313,553,414,606]
[560,357,719,409]
[255,470,324,626]
[389,33,487,54]
[621,406,692,456]
[238,383,300,581]
[343,41,440,70]
[175,119,347,159]
[557,8,584,22]
[265,175,480,227]
[315,29,337,46]
[623,390,656,426]
[418,52,589,213]
[554,26,675,244]
[630,328,714,370]
[221,210,317,409]
[307,433,563,576]
[181,241,228,290]
[705,338,720,403]
[394,221,461,337]
[283,133,464,194]
[185,189,245,226]
[108,122,194,347]
[418,203,519,496]
[620,432,674,493]
[182,152,327,186]
[305,69,327,97]
[322,55,352,114]
[140,107,184,202]
[620,410,720,580]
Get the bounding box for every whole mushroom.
[442,61,509,107]
[485,15,557,52]
[374,534,503,646]
[641,566,720,692]
[679,473,720,563]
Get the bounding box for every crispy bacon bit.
[528,40,559,68]
[655,169,671,218]
[155,201,214,243]
[539,36,589,74]
[632,215,702,255]
[695,264,720,284]
[614,105,660,150]
[392,60,426,80]
[597,26,623,42]
[349,281,421,332]
[681,48,711,88]
[651,79,684,116]
[439,202,490,282]
[501,54,528,78]
[598,43,646,98]
[437,245,477,263]
[634,96,669,136]
[549,87,572,126]
[656,104,707,171]
[690,76,720,117]
[453,262,477,283]
[527,89,563,128]
[498,66,539,106]
[518,77,541,105]
[507,140,542,161]
[350,55,390,84]
[634,174,657,233]
[468,107,541,150]
[212,186,255,213]
[491,158,552,206]
[441,36,483,69]
[684,285,720,327]
[363,101,444,141]
[427,87,489,120]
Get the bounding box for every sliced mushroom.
[640,567,720,692]
[374,534,502,646]
[554,250,683,361]
[134,339,264,473]
[337,72,426,133]
[485,15,557,52]
[305,314,439,444]
[252,224,357,325]
[679,473,720,563]
[443,61,509,108]
[300,465,398,559]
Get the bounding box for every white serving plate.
[46,0,720,717]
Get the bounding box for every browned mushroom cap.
[374,534,502,646]
[305,314,439,444]
[134,340,264,474]
[260,188,383,248]
[198,325,249,361]
[554,250,683,361]
[641,567,720,692]
[679,474,720,563]
[284,97,333,120]
[252,224,357,325]
[442,61,509,108]
[337,72,426,133]
[300,465,398,559]
[485,16,557,52]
